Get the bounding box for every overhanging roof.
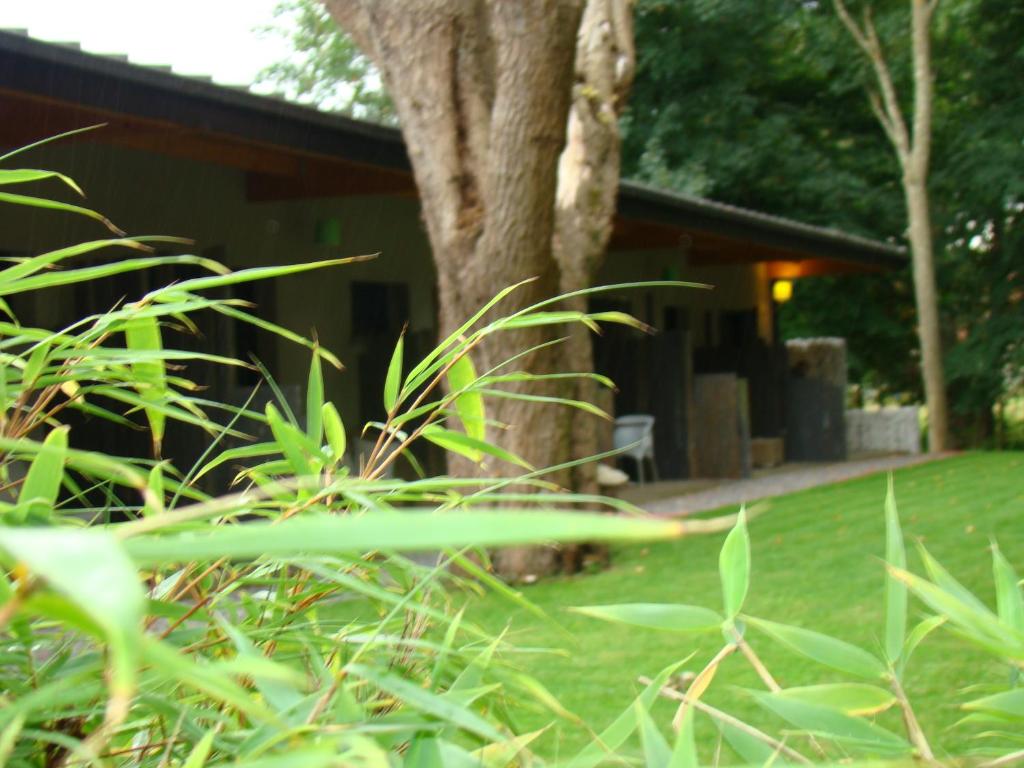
[0,29,905,272]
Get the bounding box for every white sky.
[0,0,293,88]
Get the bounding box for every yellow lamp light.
[772,279,793,303]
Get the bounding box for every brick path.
[636,453,953,518]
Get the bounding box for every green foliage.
[257,0,395,122]
[626,0,1024,436]
[0,136,683,765]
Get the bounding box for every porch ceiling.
[0,29,905,275]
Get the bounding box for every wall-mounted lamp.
[772,279,793,303]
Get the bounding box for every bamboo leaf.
[0,527,143,695]
[719,507,750,619]
[384,330,404,413]
[751,691,911,754]
[0,191,123,234]
[122,511,685,565]
[566,658,690,768]
[884,475,908,666]
[306,349,324,444]
[125,315,167,453]
[901,615,946,669]
[963,689,1024,719]
[182,729,216,768]
[992,541,1024,633]
[265,403,318,478]
[322,402,346,464]
[774,684,897,717]
[744,616,887,679]
[889,564,1024,659]
[636,700,673,767]
[446,354,486,441]
[14,426,68,524]
[0,168,84,195]
[421,425,533,470]
[348,662,503,741]
[669,704,699,768]
[571,603,724,633]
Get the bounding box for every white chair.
[613,414,658,485]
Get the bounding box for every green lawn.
[465,452,1024,761]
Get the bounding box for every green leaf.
[141,637,274,723]
[306,349,324,444]
[182,729,216,768]
[143,463,165,517]
[901,615,946,669]
[0,168,84,195]
[265,403,317,477]
[716,719,778,766]
[194,442,280,482]
[0,713,25,766]
[384,330,404,413]
[567,658,690,768]
[884,475,907,666]
[0,527,143,693]
[636,700,673,767]
[446,354,486,442]
[21,341,50,389]
[122,511,685,565]
[421,425,532,470]
[348,662,503,741]
[469,729,547,768]
[0,191,123,234]
[963,689,1024,719]
[719,507,750,619]
[751,691,911,754]
[322,402,346,464]
[125,315,167,453]
[774,684,897,716]
[13,426,68,524]
[889,564,1024,659]
[571,603,724,633]
[992,541,1024,633]
[744,616,887,679]
[669,704,699,768]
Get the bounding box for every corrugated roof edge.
[0,28,905,266]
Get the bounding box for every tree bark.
[834,0,949,452]
[326,0,640,579]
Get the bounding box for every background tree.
[622,0,1022,446]
[258,0,394,122]
[833,0,949,452]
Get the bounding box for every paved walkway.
[634,453,952,518]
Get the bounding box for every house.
[0,29,905,479]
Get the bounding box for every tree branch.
[833,0,912,161]
[640,675,813,765]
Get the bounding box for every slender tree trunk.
[904,179,949,451]
[834,0,949,452]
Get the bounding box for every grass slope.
[466,452,1024,761]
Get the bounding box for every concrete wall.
[846,407,921,455]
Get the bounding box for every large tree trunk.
[326,1,637,579]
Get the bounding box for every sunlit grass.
[466,452,1024,761]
